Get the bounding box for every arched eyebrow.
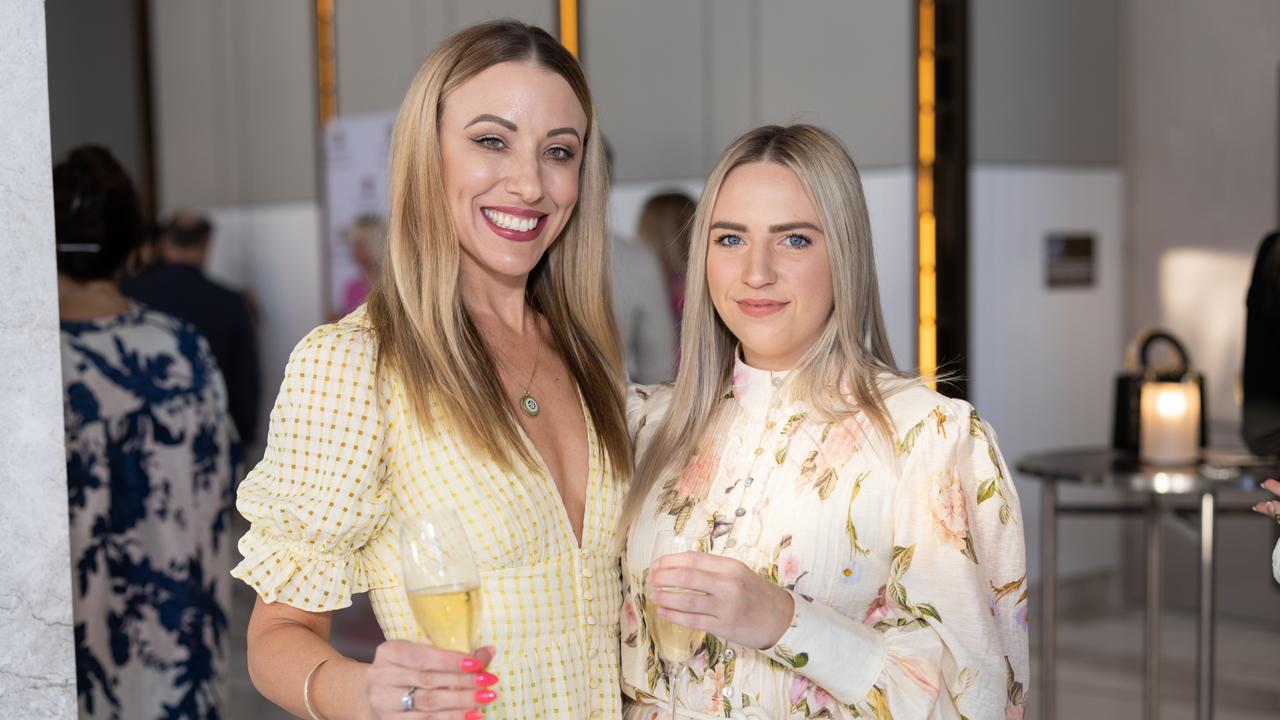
[464,115,581,142]
[546,127,581,141]
[465,114,517,131]
[708,220,821,233]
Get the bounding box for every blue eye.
[474,135,505,151]
[782,233,812,248]
[714,234,745,247]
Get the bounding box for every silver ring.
[401,686,416,711]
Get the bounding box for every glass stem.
[669,661,684,720]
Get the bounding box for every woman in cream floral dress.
[621,125,1029,719]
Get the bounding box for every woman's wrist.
[756,585,797,650]
[311,655,372,720]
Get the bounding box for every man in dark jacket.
[124,211,261,446]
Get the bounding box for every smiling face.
[704,161,835,371]
[438,60,588,288]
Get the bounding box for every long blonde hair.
[366,20,630,477]
[622,124,914,528]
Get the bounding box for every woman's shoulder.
[288,307,379,370]
[877,379,984,440]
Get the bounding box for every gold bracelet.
[303,657,332,720]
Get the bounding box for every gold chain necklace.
[517,323,542,417]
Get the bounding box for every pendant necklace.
[518,323,542,417]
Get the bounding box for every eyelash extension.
[546,146,576,162]
[714,234,744,246]
[783,233,812,248]
[473,135,505,150]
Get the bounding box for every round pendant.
[520,393,540,417]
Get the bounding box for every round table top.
[1015,447,1280,494]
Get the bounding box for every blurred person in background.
[1243,229,1280,455]
[340,213,388,315]
[636,191,697,319]
[123,210,261,447]
[55,145,240,719]
[621,125,1028,719]
[233,21,632,720]
[607,142,677,383]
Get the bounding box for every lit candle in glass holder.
[1139,381,1200,466]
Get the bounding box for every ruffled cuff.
[762,590,887,705]
[231,524,398,612]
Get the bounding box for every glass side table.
[1017,447,1277,720]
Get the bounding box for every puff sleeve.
[231,321,399,611]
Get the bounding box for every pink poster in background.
[323,111,396,318]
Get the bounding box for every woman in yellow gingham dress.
[232,21,631,720]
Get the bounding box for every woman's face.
[705,161,834,371]
[438,61,588,287]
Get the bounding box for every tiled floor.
[227,579,1280,719]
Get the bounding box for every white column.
[0,1,78,717]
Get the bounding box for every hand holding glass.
[645,531,707,719]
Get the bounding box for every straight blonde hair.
[621,124,916,529]
[366,20,631,478]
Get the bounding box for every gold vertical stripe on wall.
[917,0,937,388]
[558,0,579,58]
[315,0,337,124]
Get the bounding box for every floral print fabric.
[61,304,239,719]
[622,357,1029,719]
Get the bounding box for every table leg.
[1041,480,1056,720]
[1145,500,1161,720]
[1197,491,1216,720]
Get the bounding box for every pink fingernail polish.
[474,671,499,687]
[465,711,484,720]
[475,689,498,704]
[460,657,483,672]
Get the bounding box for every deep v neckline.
[513,386,598,549]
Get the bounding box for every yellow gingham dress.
[232,309,624,719]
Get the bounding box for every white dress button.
[721,684,734,698]
[583,590,594,600]
[722,648,736,662]
[586,615,596,625]
[582,568,593,578]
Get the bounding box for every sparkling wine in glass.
[645,531,707,719]
[400,510,481,654]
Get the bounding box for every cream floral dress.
[622,358,1029,719]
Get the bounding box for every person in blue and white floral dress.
[54,146,240,720]
[620,126,1029,720]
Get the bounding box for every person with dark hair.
[55,145,240,720]
[123,209,262,446]
[1243,230,1280,455]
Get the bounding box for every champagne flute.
[644,531,707,720]
[399,510,482,654]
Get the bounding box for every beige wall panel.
[1123,0,1280,334]
[704,0,754,169]
[150,1,238,208]
[335,1,424,116]
[236,0,318,205]
[584,0,706,181]
[151,0,316,207]
[454,0,554,34]
[758,0,912,168]
[972,0,1121,165]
